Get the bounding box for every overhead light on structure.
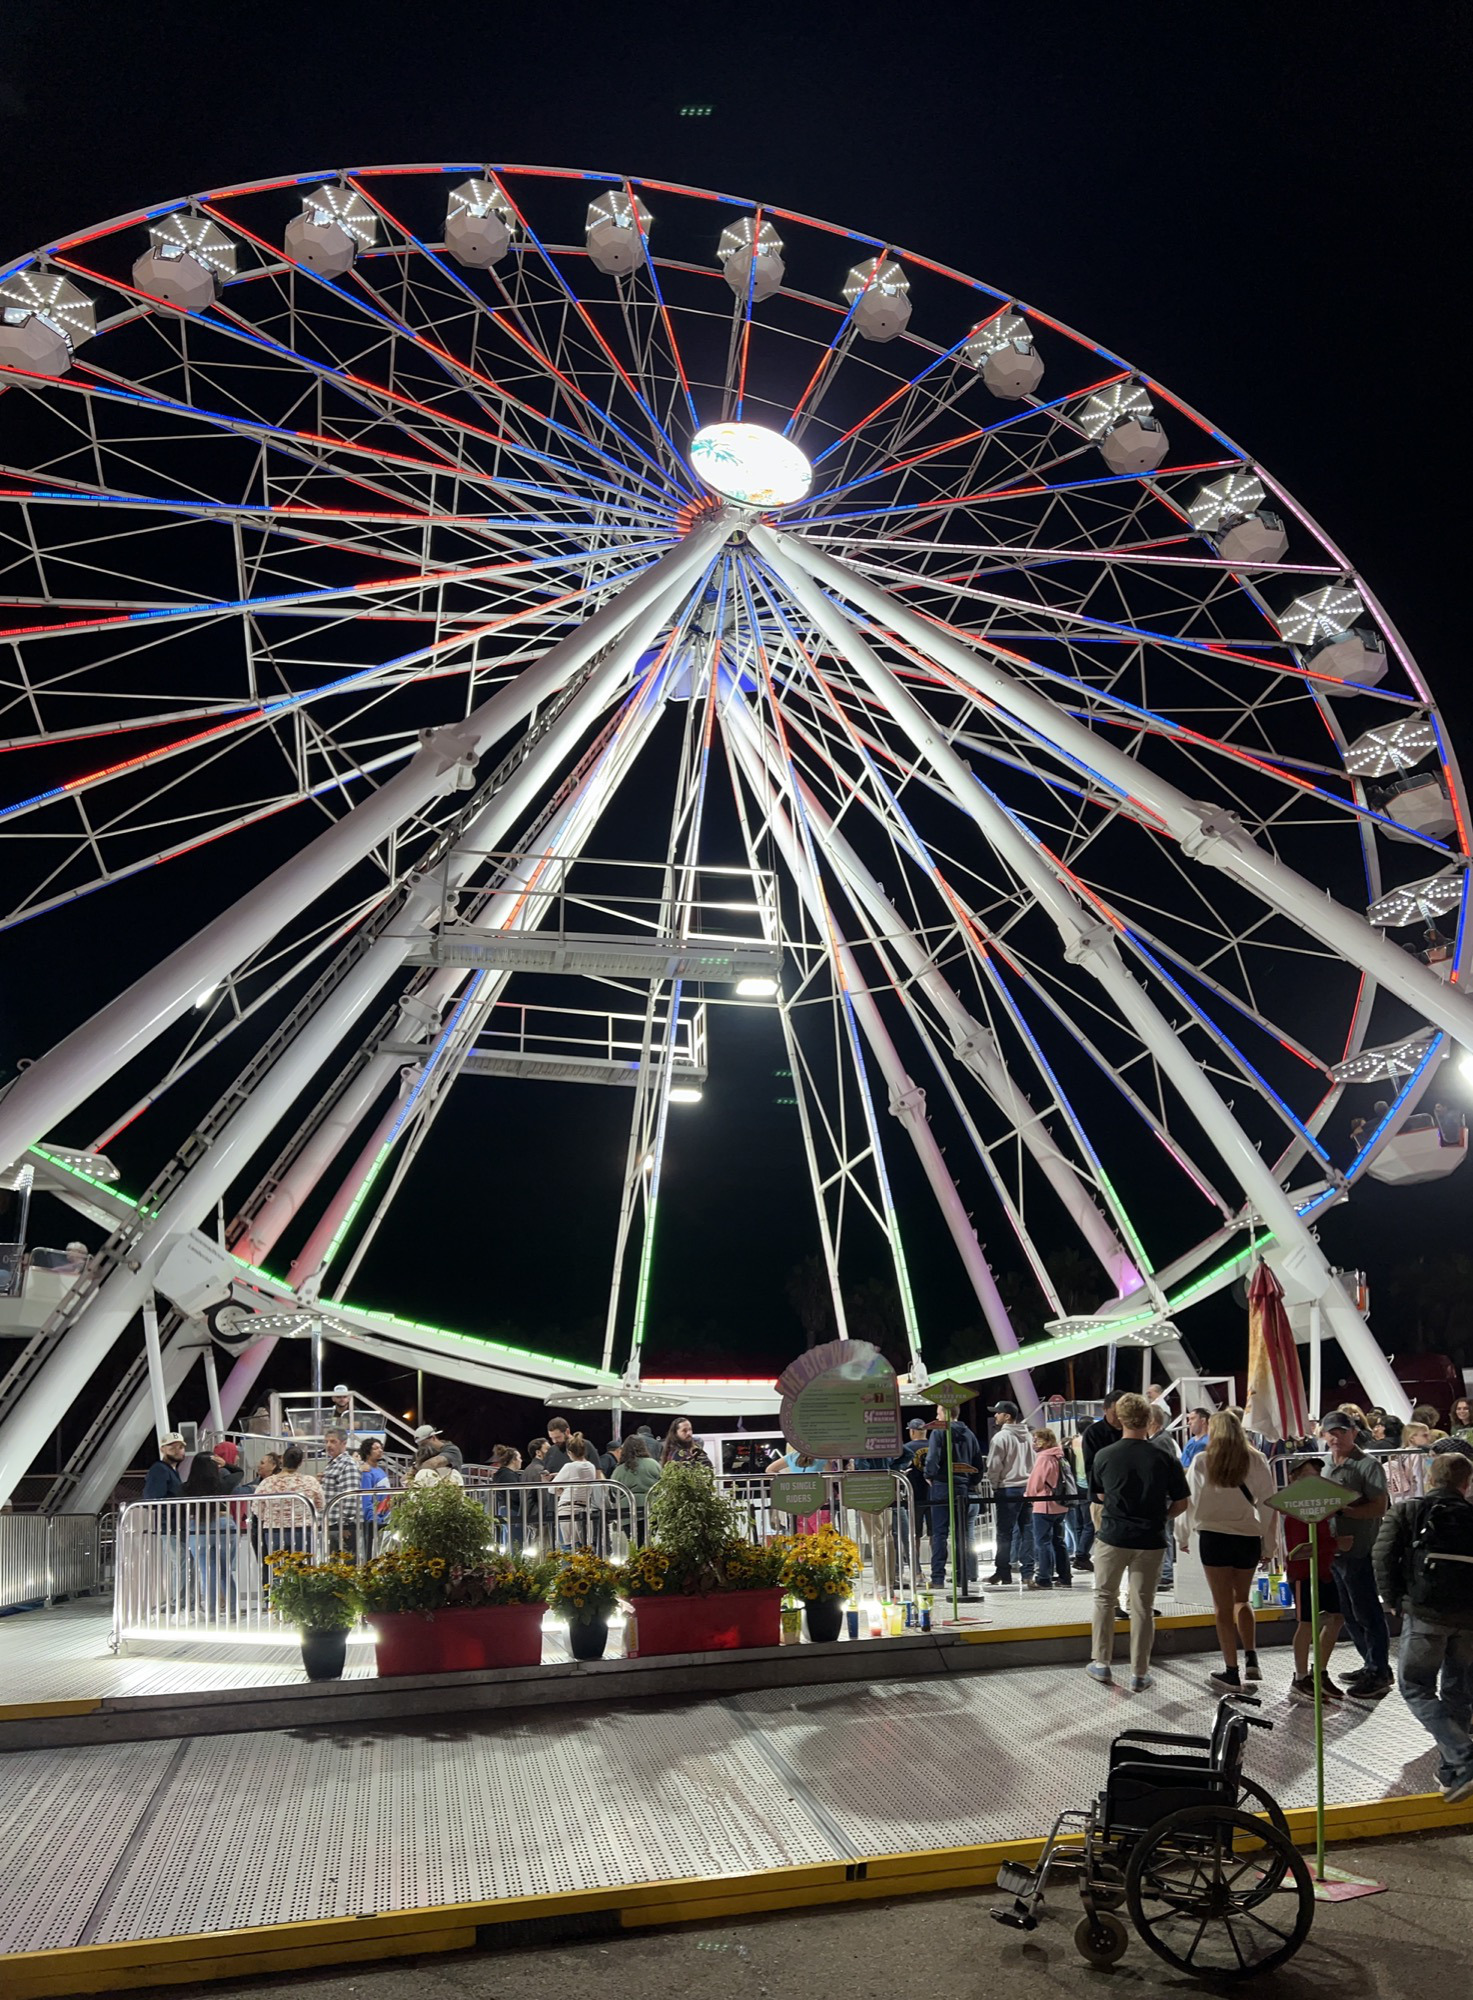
[1328,1033,1438,1085]
[669,1085,703,1104]
[735,976,778,997]
[195,986,219,1008]
[690,423,812,509]
[44,1146,120,1184]
[1461,1052,1473,1085]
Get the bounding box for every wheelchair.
[991,1700,1313,1979]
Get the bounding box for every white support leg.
[0,524,729,1177]
[762,529,1473,1056]
[755,535,1410,1419]
[200,1342,225,1441]
[726,706,1037,1411]
[140,1291,170,1448]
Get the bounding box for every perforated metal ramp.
[0,1652,1450,1956]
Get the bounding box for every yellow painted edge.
[0,1699,102,1721]
[5,1788,1468,2000]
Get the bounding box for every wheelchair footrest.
[990,1899,1038,1930]
[996,1861,1039,1898]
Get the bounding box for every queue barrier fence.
[110,1494,320,1652]
[0,1512,104,1612]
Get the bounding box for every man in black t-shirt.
[1075,1395,1123,1572]
[1087,1392,1189,1692]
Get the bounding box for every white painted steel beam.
[0,523,729,1178]
[764,528,1473,1057]
[756,534,1409,1418]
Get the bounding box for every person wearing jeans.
[1374,1449,1473,1798]
[1321,1411,1392,1700]
[1025,1428,1072,1588]
[986,1403,1036,1585]
[1086,1392,1189,1691]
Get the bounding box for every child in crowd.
[1283,1456,1349,1705]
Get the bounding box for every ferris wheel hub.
[690,422,812,509]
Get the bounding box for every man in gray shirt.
[1321,1411,1392,1700]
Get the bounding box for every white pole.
[1309,1300,1323,1418]
[754,535,1411,1419]
[140,1291,170,1447]
[0,524,729,1177]
[725,706,1038,1411]
[200,1342,225,1441]
[763,529,1473,1056]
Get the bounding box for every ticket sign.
[770,1474,827,1515]
[842,1473,898,1513]
[1264,1474,1346,1524]
[777,1338,903,1458]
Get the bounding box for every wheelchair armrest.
[1111,1729,1212,1751]
[1109,1759,1233,1793]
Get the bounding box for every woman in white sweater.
[1177,1411,1277,1697]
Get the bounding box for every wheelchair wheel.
[1235,1774,1291,1840]
[1125,1805,1313,1979]
[1074,1912,1129,1966]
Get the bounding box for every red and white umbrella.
[1244,1261,1308,1442]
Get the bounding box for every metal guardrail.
[110,1494,319,1652]
[713,1472,922,1596]
[0,1512,103,1611]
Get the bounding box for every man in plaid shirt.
[320,1429,361,1554]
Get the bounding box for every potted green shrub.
[548,1549,622,1660]
[619,1463,784,1654]
[265,1549,361,1679]
[358,1483,552,1675]
[773,1527,863,1642]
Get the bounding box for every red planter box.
[631,1587,783,1656]
[368,1603,545,1676]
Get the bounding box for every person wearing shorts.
[1177,1411,1277,1698]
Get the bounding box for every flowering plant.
[772,1527,862,1602]
[357,1548,551,1614]
[265,1550,361,1631]
[548,1549,621,1623]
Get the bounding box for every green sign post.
[1263,1473,1385,1901]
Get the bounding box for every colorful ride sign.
[776,1338,903,1458]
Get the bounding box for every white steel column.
[140,1292,170,1448]
[726,703,1037,1412]
[0,524,728,1176]
[757,536,1410,1418]
[764,530,1473,1056]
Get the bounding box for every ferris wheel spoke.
[186,200,681,519]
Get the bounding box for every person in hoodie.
[1024,1427,1073,1588]
[986,1402,1036,1586]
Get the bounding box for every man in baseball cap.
[143,1431,187,1501]
[412,1422,463,1472]
[1319,1410,1392,1701]
[986,1402,1036,1585]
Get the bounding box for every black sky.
[2,1,1469,1455]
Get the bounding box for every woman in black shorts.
[1177,1411,1277,1696]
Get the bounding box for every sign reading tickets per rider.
[775,1338,903,1459]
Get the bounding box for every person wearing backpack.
[1024,1427,1075,1588]
[1374,1450,1473,1801]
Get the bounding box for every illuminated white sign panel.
[690,423,812,508]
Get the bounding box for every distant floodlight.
[1462,1053,1473,1085]
[735,975,779,997]
[195,986,217,1008]
[690,424,811,509]
[669,1085,704,1104]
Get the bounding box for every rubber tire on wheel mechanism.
[1074,1912,1129,1965]
[1124,1804,1314,1980]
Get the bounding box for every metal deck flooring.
[0,1553,1224,1705]
[0,1650,1445,1955]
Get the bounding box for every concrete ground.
[186,1830,1473,2000]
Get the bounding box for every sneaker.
[1440,1770,1473,1804]
[1129,1673,1154,1692]
[985,1574,1008,1587]
[1340,1665,1375,1688]
[1245,1651,1262,1683]
[1209,1665,1242,1694]
[1023,1579,1050,1591]
[1086,1662,1113,1685]
[1319,1673,1347,1702]
[1074,1558,1094,1572]
[1289,1674,1317,1706]
[1345,1672,1394,1704]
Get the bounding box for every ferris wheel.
[0,163,1468,1509]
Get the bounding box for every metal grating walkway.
[0,1650,1449,1955]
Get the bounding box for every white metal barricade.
[111,1494,319,1652]
[0,1512,104,1610]
[712,1472,921,1596]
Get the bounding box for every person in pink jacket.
[1025,1427,1073,1589]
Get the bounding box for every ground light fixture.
[668,1085,704,1103]
[690,422,812,509]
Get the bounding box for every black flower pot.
[301,1626,348,1680]
[806,1596,845,1643]
[568,1614,609,1661]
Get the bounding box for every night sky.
[1,3,1469,1461]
